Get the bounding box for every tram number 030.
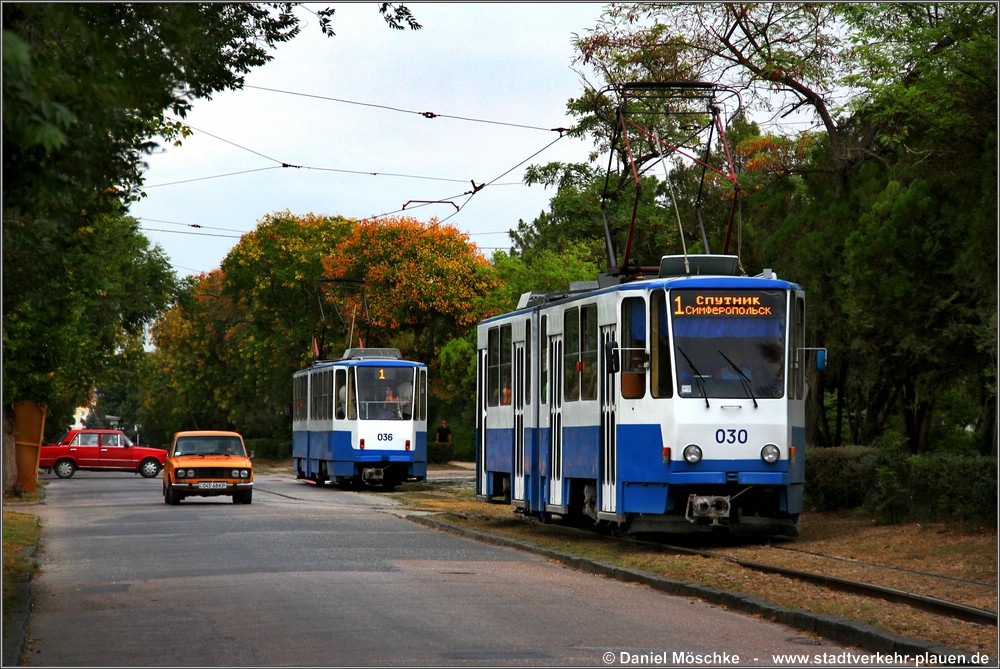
[716,429,748,444]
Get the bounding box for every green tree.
[3,212,174,419]
[535,3,997,454]
[219,212,357,437]
[434,244,602,452]
[142,272,236,444]
[2,3,421,492]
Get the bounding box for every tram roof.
[487,273,800,325]
[295,348,425,374]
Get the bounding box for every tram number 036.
[377,433,393,442]
[716,429,748,444]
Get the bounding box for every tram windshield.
[355,366,415,420]
[670,289,787,400]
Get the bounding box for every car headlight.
[240,469,250,478]
[683,444,702,464]
[231,469,241,478]
[761,444,780,464]
[176,469,185,479]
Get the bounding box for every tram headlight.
[761,444,780,464]
[683,444,703,464]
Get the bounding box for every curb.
[406,514,980,662]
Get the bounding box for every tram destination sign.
[672,290,784,318]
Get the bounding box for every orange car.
[162,431,253,505]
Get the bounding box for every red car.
[38,429,166,479]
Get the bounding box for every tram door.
[512,339,526,503]
[475,347,488,498]
[547,334,564,508]
[599,324,618,514]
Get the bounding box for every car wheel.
[166,484,181,505]
[54,459,76,479]
[138,458,161,478]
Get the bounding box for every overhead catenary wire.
[244,84,563,133]
[136,86,578,274]
[361,132,567,230]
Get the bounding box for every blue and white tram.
[293,348,428,489]
[476,255,823,536]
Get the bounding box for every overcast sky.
[130,3,609,278]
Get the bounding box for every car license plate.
[198,482,227,489]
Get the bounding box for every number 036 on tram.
[475,255,826,537]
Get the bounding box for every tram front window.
[355,367,415,420]
[671,290,787,400]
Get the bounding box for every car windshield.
[173,436,245,457]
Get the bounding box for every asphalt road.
[23,470,861,667]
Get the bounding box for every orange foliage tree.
[323,215,498,363]
[140,212,498,443]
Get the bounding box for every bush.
[804,446,884,511]
[805,445,997,525]
[244,438,291,460]
[905,453,997,524]
[428,441,455,464]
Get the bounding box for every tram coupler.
[362,467,385,484]
[686,494,731,523]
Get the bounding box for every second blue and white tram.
[293,348,428,489]
[476,255,823,536]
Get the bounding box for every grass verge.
[3,509,42,620]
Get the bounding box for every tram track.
[632,536,997,626]
[418,506,997,628]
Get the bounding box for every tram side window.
[325,370,333,420]
[487,326,513,406]
[539,315,548,405]
[524,319,531,406]
[324,373,330,418]
[293,375,307,421]
[564,307,580,401]
[620,297,646,399]
[500,324,512,405]
[310,371,320,420]
[563,305,598,401]
[581,304,598,401]
[347,369,357,420]
[335,369,347,419]
[487,327,499,406]
[650,291,673,398]
[418,368,427,420]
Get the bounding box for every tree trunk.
[3,406,18,497]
